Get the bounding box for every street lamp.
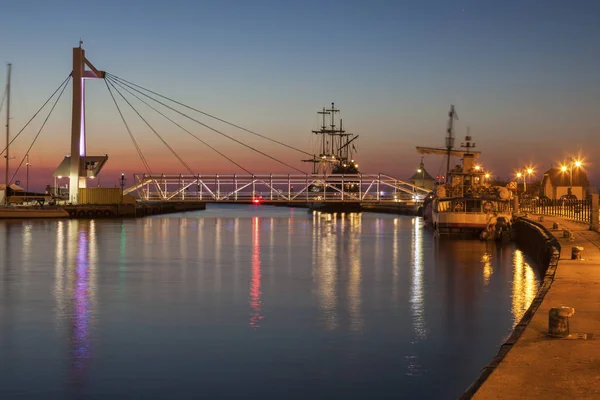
[525,167,534,195]
[560,159,583,197]
[516,171,525,193]
[25,154,31,193]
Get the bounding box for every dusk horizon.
[1,0,599,192]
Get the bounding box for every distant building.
[409,158,436,191]
[541,167,589,199]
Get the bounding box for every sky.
[0,0,599,191]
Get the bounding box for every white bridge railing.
[124,173,430,203]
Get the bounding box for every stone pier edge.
[458,217,561,400]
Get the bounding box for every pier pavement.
[472,216,600,399]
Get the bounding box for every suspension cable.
[104,79,154,176]
[0,87,6,116]
[0,74,71,157]
[107,73,306,174]
[9,77,70,184]
[107,73,313,157]
[106,78,195,175]
[106,75,252,174]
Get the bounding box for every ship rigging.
[302,102,359,175]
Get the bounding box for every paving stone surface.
[473,217,600,400]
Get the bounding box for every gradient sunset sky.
[1,0,599,190]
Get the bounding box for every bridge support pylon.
[68,42,105,204]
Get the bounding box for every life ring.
[483,201,494,213]
[454,201,464,212]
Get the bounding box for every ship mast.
[303,102,358,174]
[445,104,458,182]
[4,63,11,205]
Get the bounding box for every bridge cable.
[0,87,6,116]
[105,78,196,175]
[107,74,307,174]
[106,75,252,174]
[104,78,154,176]
[0,74,71,157]
[9,76,70,184]
[107,73,314,157]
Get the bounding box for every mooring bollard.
[563,229,571,238]
[571,246,584,260]
[538,216,544,222]
[549,307,575,338]
[552,222,559,229]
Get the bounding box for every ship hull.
[431,197,512,240]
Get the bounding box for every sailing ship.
[418,106,513,240]
[302,103,360,192]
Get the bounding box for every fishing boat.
[418,106,513,240]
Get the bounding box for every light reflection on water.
[0,205,541,399]
[511,249,537,327]
[249,216,263,329]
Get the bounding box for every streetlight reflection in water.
[511,249,538,327]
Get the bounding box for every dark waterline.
[0,204,540,399]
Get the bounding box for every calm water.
[0,204,540,399]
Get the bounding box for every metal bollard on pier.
[571,246,584,260]
[548,307,575,338]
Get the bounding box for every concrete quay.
[469,216,600,399]
[0,202,207,219]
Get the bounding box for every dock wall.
[62,201,207,218]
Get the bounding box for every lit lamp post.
[484,172,491,184]
[516,172,525,194]
[25,154,31,192]
[560,159,582,197]
[417,167,424,186]
[525,167,534,195]
[54,175,60,196]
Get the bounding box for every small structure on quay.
[540,166,590,200]
[409,158,436,191]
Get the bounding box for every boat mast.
[4,63,11,205]
[318,107,328,158]
[327,102,340,155]
[445,105,457,182]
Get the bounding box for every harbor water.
[0,204,540,399]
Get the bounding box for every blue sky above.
[1,0,599,189]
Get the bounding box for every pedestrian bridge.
[124,173,430,203]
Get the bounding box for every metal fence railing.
[519,199,592,224]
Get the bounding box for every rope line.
[107,73,306,174]
[106,75,252,174]
[106,78,195,175]
[107,73,313,157]
[0,87,6,116]
[0,74,71,157]
[104,79,154,176]
[9,77,70,184]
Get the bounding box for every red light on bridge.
[252,198,261,204]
